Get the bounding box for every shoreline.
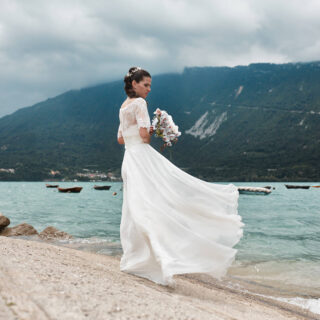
[1,237,319,320]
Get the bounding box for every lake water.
[0,181,319,314]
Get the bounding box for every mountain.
[0,62,319,181]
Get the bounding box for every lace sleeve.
[117,124,122,138]
[135,98,151,129]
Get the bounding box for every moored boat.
[58,187,83,193]
[238,186,271,195]
[46,184,59,188]
[285,185,310,189]
[93,185,111,190]
[312,186,320,188]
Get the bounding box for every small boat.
[46,184,59,188]
[58,187,83,193]
[238,186,271,195]
[312,186,320,188]
[237,186,272,195]
[285,185,310,189]
[93,185,111,190]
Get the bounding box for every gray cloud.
[0,0,320,117]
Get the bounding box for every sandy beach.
[0,237,318,320]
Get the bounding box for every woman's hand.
[118,136,125,144]
[149,126,154,136]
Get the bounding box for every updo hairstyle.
[124,67,151,98]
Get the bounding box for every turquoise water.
[0,182,123,241]
[1,181,319,312]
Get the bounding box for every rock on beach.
[39,226,72,240]
[0,222,38,237]
[0,213,72,240]
[0,213,10,230]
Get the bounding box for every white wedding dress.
[118,97,244,285]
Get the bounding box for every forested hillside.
[0,62,319,181]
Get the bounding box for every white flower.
[151,108,181,148]
[154,108,161,115]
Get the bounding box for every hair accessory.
[126,67,142,78]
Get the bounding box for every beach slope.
[0,237,317,320]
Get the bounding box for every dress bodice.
[118,98,151,147]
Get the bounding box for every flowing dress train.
[117,97,244,285]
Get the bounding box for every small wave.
[276,297,320,315]
[54,237,122,256]
[58,237,117,244]
[247,231,320,241]
[225,280,320,316]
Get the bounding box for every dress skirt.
[120,140,244,285]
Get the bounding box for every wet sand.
[0,236,318,320]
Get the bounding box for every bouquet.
[151,108,181,149]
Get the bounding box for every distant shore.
[1,179,320,183]
[0,237,318,320]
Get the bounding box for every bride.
[117,67,244,285]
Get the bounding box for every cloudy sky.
[0,0,320,117]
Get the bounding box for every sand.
[0,236,318,320]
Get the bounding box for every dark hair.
[124,67,151,98]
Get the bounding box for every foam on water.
[236,288,320,315]
[55,237,122,256]
[276,297,320,315]
[245,292,320,315]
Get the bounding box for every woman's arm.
[139,127,151,143]
[136,98,153,143]
[117,124,124,144]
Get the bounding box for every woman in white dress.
[117,67,244,285]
